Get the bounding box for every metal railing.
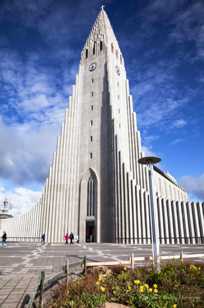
[7,237,41,242]
[116,237,204,244]
[21,258,84,308]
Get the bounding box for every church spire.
[81,6,121,61]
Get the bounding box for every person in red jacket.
[64,232,69,244]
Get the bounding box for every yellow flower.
[154,289,158,294]
[190,264,197,271]
[153,283,158,289]
[124,266,127,271]
[105,269,112,276]
[134,279,140,285]
[144,283,149,289]
[139,286,144,293]
[128,285,132,291]
[172,305,177,308]
[96,281,100,286]
[149,288,153,293]
[98,274,103,282]
[100,286,106,292]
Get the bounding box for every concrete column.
[196,202,204,243]
[122,164,128,243]
[162,199,169,244]
[131,180,136,243]
[177,201,185,244]
[181,201,189,244]
[187,202,196,244]
[115,145,121,242]
[118,152,124,243]
[145,192,151,244]
[57,122,66,242]
[157,198,164,244]
[166,200,174,244]
[139,188,145,244]
[64,109,71,236]
[192,202,200,244]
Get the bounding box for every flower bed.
[48,262,204,307]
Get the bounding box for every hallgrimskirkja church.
[1,8,204,243]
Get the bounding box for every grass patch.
[47,261,204,307]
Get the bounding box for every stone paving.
[0,275,38,308]
[0,242,204,307]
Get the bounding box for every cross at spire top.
[101,4,105,10]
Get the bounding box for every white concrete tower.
[77,7,129,243]
[77,7,142,243]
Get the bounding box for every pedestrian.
[75,234,79,243]
[41,233,45,244]
[2,231,7,247]
[69,232,74,244]
[64,232,69,244]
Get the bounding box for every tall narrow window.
[93,42,96,55]
[87,170,97,217]
[91,78,94,83]
[91,91,94,97]
[90,120,93,126]
[91,105,93,110]
[100,41,103,51]
[90,136,93,142]
[85,49,88,58]
[90,152,93,159]
[111,43,114,53]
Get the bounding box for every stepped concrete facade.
[1,8,204,243]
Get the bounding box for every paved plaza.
[0,242,204,307]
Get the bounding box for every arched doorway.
[86,170,97,242]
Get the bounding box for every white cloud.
[142,145,156,157]
[137,96,187,129]
[180,174,204,200]
[169,2,204,59]
[0,44,76,216]
[172,119,187,128]
[130,57,189,132]
[0,115,59,185]
[0,185,41,216]
[170,138,184,145]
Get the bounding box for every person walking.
[64,232,69,244]
[69,232,74,244]
[2,231,7,247]
[41,233,45,244]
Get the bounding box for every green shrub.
[47,262,204,308]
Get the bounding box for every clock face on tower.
[115,65,120,76]
[89,63,97,71]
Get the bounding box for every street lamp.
[138,156,161,272]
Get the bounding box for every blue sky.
[0,0,204,214]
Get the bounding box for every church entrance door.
[86,221,95,242]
